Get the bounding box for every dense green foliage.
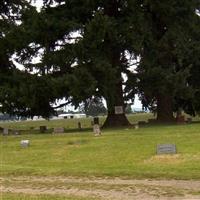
[1,121,200,179]
[137,0,200,121]
[0,0,199,125]
[79,97,107,117]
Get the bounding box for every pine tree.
[12,0,142,126]
[137,0,200,122]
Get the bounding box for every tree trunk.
[103,80,130,128]
[103,113,130,128]
[156,94,175,123]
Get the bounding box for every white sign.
[115,106,124,114]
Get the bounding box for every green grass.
[0,113,154,131]
[1,193,97,200]
[1,121,200,179]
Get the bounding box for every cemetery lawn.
[1,122,200,180]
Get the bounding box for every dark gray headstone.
[187,118,192,123]
[40,126,47,133]
[3,128,9,135]
[0,127,3,132]
[78,122,82,130]
[157,144,177,155]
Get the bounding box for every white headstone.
[20,140,30,147]
[93,124,101,136]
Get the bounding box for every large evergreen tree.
[137,0,200,122]
[10,0,141,126]
[0,1,58,118]
[1,0,199,125]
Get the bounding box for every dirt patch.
[1,176,200,200]
[144,154,184,164]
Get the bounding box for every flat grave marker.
[78,122,82,130]
[20,140,30,148]
[53,127,64,134]
[93,124,101,136]
[3,128,9,135]
[157,144,177,155]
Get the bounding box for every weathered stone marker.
[53,127,64,134]
[12,130,20,135]
[3,128,9,135]
[187,118,192,123]
[115,106,123,114]
[93,124,101,136]
[157,144,177,155]
[134,124,139,129]
[78,122,82,130]
[40,126,47,133]
[20,140,30,147]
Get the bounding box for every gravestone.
[53,127,64,134]
[40,126,47,133]
[0,127,3,132]
[20,140,30,147]
[187,118,192,123]
[78,122,82,130]
[134,124,139,129]
[3,128,9,135]
[93,124,101,136]
[157,144,177,155]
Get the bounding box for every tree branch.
[53,100,73,109]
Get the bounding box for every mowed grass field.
[0,113,200,179]
[1,114,200,199]
[0,113,154,131]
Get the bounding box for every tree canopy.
[0,0,199,126]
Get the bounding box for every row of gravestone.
[41,125,101,136]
